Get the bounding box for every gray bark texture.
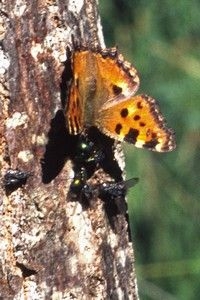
[0,0,139,299]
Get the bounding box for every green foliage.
[100,0,200,299]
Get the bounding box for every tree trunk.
[0,0,139,298]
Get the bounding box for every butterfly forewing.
[94,49,140,104]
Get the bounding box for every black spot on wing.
[112,85,122,95]
[143,139,159,150]
[124,128,139,143]
[120,108,128,118]
[137,102,143,109]
[115,123,122,135]
[139,121,146,127]
[133,115,140,121]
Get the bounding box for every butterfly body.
[66,46,176,152]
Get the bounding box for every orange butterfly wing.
[96,94,175,152]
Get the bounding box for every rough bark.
[0,0,139,299]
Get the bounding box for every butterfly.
[65,45,176,152]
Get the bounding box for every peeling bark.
[0,0,139,298]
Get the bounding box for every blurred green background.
[100,1,200,299]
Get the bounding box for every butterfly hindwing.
[96,94,175,152]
